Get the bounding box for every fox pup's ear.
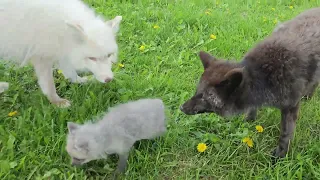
[67,122,80,134]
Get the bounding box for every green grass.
[1,0,320,179]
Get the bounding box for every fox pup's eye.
[107,53,114,58]
[88,57,97,61]
[73,157,85,161]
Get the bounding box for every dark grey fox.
[180,7,320,158]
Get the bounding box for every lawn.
[1,0,320,179]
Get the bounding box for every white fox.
[0,0,122,107]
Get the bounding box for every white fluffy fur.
[65,99,167,172]
[0,82,9,93]
[0,0,122,107]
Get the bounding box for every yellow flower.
[197,143,207,152]
[271,8,275,11]
[263,16,267,22]
[210,34,217,40]
[289,6,293,9]
[57,70,63,74]
[255,125,264,133]
[205,11,211,15]
[273,19,278,24]
[8,111,18,117]
[139,45,145,51]
[118,63,124,68]
[242,137,253,148]
[153,25,160,29]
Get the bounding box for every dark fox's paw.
[271,146,288,164]
[245,109,257,122]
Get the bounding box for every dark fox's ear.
[215,67,244,94]
[199,51,216,69]
[224,68,243,83]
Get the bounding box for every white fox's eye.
[88,57,97,61]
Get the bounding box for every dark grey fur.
[180,7,320,158]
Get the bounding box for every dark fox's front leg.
[245,108,257,121]
[273,103,300,158]
[303,83,318,100]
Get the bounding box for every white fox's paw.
[51,98,71,108]
[75,76,89,83]
[0,82,9,93]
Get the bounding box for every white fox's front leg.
[58,62,88,83]
[32,59,71,107]
[0,82,9,93]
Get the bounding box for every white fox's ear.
[65,22,87,43]
[67,122,80,134]
[106,16,122,34]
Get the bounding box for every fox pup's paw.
[51,98,71,108]
[0,82,9,93]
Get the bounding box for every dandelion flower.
[197,143,207,152]
[8,111,18,117]
[255,125,264,133]
[210,34,217,40]
[271,8,275,11]
[57,70,63,74]
[205,11,211,15]
[139,45,145,51]
[273,19,278,24]
[153,25,160,29]
[263,16,267,22]
[289,6,293,9]
[118,63,124,68]
[242,137,253,148]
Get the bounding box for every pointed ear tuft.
[216,67,244,90]
[65,22,86,43]
[106,16,122,34]
[224,67,244,81]
[199,51,216,69]
[67,122,80,134]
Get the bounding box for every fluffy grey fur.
[66,98,167,174]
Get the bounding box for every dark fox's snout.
[180,100,197,115]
